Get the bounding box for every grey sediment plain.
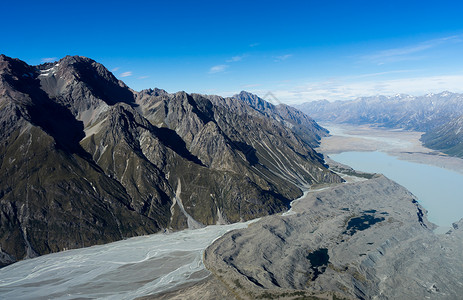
[317,123,463,175]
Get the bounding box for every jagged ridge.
[0,54,342,267]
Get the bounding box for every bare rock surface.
[0,54,342,267]
[204,175,463,299]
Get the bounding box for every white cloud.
[267,74,463,104]
[226,55,246,62]
[138,75,149,79]
[249,43,260,47]
[120,71,132,77]
[274,54,292,62]
[111,67,120,72]
[41,57,58,63]
[363,35,463,64]
[209,64,228,74]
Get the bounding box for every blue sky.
[3,0,463,103]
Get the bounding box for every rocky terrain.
[0,54,341,267]
[295,92,463,157]
[421,115,463,157]
[203,173,463,299]
[228,91,329,148]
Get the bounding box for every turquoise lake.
[330,151,463,228]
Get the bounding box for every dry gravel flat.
[317,123,463,174]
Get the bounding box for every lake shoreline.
[202,174,463,299]
[143,123,463,299]
[319,123,463,229]
[4,123,462,299]
[317,123,463,175]
[179,123,463,299]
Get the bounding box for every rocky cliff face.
[0,55,341,267]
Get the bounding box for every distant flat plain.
[317,123,463,174]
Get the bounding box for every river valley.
[1,123,462,299]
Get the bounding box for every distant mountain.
[0,55,341,266]
[421,115,463,157]
[295,92,463,131]
[295,92,463,158]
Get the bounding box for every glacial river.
[0,221,256,299]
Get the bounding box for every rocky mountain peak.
[38,55,134,106]
[138,88,169,97]
[0,55,37,85]
[0,54,341,267]
[234,90,274,112]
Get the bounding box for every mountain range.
[0,55,341,267]
[295,92,463,157]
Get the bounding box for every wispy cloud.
[345,69,420,80]
[138,75,149,79]
[210,55,246,74]
[209,64,228,74]
[120,71,133,77]
[111,67,120,72]
[363,35,463,64]
[249,43,260,47]
[226,55,247,62]
[274,54,292,62]
[41,57,58,63]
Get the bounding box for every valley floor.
[317,123,463,174]
[4,123,462,299]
